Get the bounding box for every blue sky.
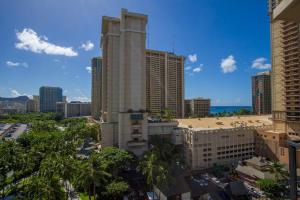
[0,0,270,106]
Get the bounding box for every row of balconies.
[283,29,298,38]
[284,45,298,52]
[283,40,299,48]
[284,56,299,62]
[284,50,299,57]
[282,25,298,33]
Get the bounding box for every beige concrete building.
[56,101,91,118]
[146,50,185,118]
[185,98,210,118]
[252,71,271,115]
[270,0,300,134]
[91,57,102,120]
[99,9,187,156]
[100,9,149,155]
[177,115,272,170]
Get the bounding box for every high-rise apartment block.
[252,71,271,115]
[269,0,300,135]
[146,50,184,118]
[185,98,210,117]
[39,86,63,112]
[269,1,300,198]
[91,57,102,120]
[95,9,185,155]
[100,9,149,155]
[33,95,40,112]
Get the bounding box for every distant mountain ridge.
[0,96,29,103]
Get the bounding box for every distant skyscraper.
[39,86,63,112]
[91,57,102,119]
[33,95,40,112]
[252,71,271,115]
[63,96,67,102]
[185,98,210,117]
[146,49,184,118]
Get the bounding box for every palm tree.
[138,151,168,192]
[269,162,288,181]
[75,154,110,200]
[20,175,64,200]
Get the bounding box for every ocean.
[210,106,252,114]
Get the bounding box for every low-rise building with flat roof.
[56,101,91,118]
[176,115,272,170]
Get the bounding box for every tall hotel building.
[39,86,62,113]
[269,0,300,135]
[268,1,300,198]
[91,57,102,120]
[146,50,184,118]
[252,71,271,115]
[101,9,149,155]
[255,0,300,172]
[97,9,185,155]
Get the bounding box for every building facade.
[101,9,149,155]
[146,49,185,118]
[269,0,300,135]
[39,86,63,112]
[177,116,272,170]
[91,57,102,120]
[252,71,271,115]
[185,98,210,118]
[33,95,40,112]
[56,101,91,118]
[26,99,35,113]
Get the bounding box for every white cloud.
[185,66,192,71]
[188,54,197,63]
[53,59,60,62]
[80,40,94,51]
[85,66,92,73]
[10,89,21,97]
[72,89,90,102]
[193,64,203,73]
[15,28,78,57]
[220,55,237,73]
[252,57,271,70]
[10,89,32,98]
[6,61,28,68]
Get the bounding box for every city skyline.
[0,0,270,106]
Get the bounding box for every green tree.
[269,162,288,181]
[74,153,110,200]
[257,179,284,199]
[19,175,65,200]
[160,108,174,122]
[105,181,129,200]
[88,123,101,142]
[96,147,133,175]
[138,151,168,192]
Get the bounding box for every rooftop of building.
[176,115,272,130]
[185,97,211,101]
[255,71,271,76]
